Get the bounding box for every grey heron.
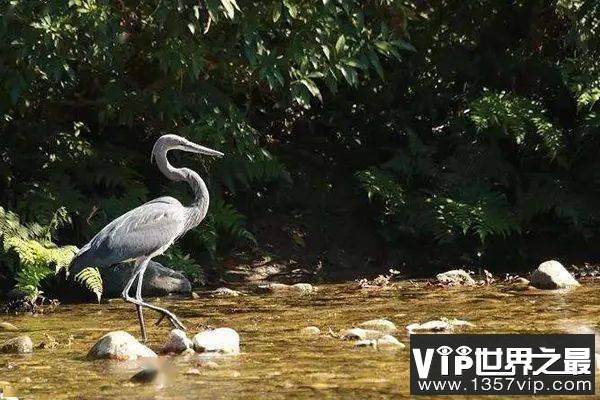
[69,134,223,341]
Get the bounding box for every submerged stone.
[300,326,321,335]
[0,322,19,331]
[130,367,159,383]
[211,287,243,297]
[87,331,157,361]
[192,328,240,354]
[530,260,580,290]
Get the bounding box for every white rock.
[357,319,397,333]
[87,331,157,360]
[341,328,387,340]
[162,329,193,354]
[406,320,453,333]
[436,269,476,285]
[192,328,240,355]
[530,260,580,289]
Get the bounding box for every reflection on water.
[1,282,599,399]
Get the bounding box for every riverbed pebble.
[300,326,321,335]
[87,331,157,361]
[436,269,476,286]
[162,329,193,354]
[0,335,33,354]
[211,287,243,297]
[192,328,240,354]
[0,322,19,331]
[357,319,397,333]
[529,260,580,290]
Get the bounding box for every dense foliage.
[1,0,599,294]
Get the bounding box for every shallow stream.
[1,282,599,399]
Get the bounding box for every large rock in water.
[87,331,157,360]
[192,328,240,354]
[530,260,580,289]
[102,261,191,298]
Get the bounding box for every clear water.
[1,282,599,399]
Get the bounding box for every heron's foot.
[125,295,186,331]
[155,310,186,330]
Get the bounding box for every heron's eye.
[436,346,453,356]
[456,346,472,356]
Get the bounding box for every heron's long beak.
[185,142,224,157]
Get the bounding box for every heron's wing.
[71,197,185,272]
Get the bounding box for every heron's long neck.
[155,148,209,231]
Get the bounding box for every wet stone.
[530,260,580,290]
[192,328,240,355]
[436,269,476,286]
[406,320,453,333]
[87,331,157,361]
[162,329,193,354]
[341,328,387,340]
[0,336,33,354]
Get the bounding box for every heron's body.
[72,197,190,269]
[69,134,223,340]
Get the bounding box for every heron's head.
[151,134,224,163]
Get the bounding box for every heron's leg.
[128,258,186,331]
[133,259,148,341]
[121,261,147,342]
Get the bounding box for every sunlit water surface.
[1,282,599,399]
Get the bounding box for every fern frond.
[75,267,103,302]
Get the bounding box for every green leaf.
[301,78,322,101]
[187,23,196,35]
[273,4,281,22]
[283,0,297,18]
[394,40,416,52]
[335,35,346,54]
[368,49,384,79]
